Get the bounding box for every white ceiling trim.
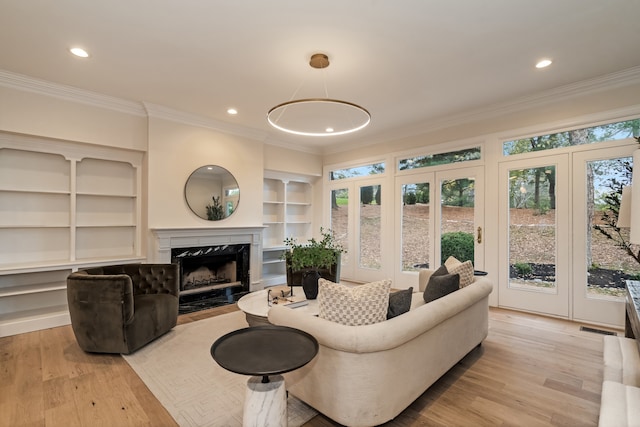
[0,69,146,117]
[143,102,269,143]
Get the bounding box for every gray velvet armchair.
[66,263,180,354]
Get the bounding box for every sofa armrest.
[269,278,492,353]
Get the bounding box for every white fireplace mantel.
[150,226,265,292]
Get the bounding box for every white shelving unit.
[0,133,144,337]
[261,176,313,287]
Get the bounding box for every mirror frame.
[184,165,240,221]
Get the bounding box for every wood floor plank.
[0,306,621,427]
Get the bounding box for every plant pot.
[302,270,321,300]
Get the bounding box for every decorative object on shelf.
[267,53,370,137]
[283,228,345,299]
[185,165,239,221]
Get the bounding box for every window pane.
[440,178,475,264]
[330,188,349,265]
[359,185,381,269]
[401,182,430,271]
[330,163,385,180]
[503,118,640,156]
[588,157,640,299]
[399,147,481,171]
[508,166,557,293]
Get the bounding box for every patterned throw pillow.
[318,278,391,326]
[443,256,474,287]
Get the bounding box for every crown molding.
[0,69,146,116]
[143,102,269,142]
[323,66,640,155]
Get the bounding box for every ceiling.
[2,0,640,154]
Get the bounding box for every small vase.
[302,270,321,300]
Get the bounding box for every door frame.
[394,166,485,288]
[498,153,570,318]
[571,144,637,327]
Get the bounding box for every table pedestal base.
[243,374,286,427]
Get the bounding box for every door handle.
[477,226,482,244]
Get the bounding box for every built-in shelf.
[0,133,143,337]
[262,176,314,287]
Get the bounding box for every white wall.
[0,85,148,151]
[147,117,264,229]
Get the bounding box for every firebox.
[171,243,250,313]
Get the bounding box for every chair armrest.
[67,272,135,325]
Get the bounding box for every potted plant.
[283,228,345,299]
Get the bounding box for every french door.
[328,176,388,283]
[395,167,484,288]
[572,145,638,327]
[499,145,637,326]
[498,154,570,317]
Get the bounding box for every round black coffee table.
[211,325,318,426]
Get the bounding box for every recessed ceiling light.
[70,47,89,58]
[325,127,334,133]
[536,59,552,69]
[227,108,238,115]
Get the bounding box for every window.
[398,147,481,170]
[330,162,385,180]
[503,119,640,156]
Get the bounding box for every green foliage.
[206,196,225,220]
[440,232,474,264]
[441,178,474,207]
[514,262,533,276]
[374,185,381,205]
[283,228,345,271]
[361,186,374,204]
[404,192,417,205]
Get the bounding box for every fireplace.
[172,243,249,296]
[150,227,264,313]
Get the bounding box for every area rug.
[123,311,318,426]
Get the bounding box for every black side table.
[211,325,318,426]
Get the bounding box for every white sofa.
[599,335,640,426]
[268,270,493,426]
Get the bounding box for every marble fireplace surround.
[150,227,264,293]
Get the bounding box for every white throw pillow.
[443,256,474,287]
[318,278,391,326]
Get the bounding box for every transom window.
[330,162,385,180]
[398,147,481,171]
[503,118,640,156]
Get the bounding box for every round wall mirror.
[184,165,240,220]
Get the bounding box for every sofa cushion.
[387,287,413,319]
[318,278,391,326]
[444,256,474,287]
[424,273,459,303]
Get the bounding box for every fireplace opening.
[171,244,250,314]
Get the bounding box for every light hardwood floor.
[0,306,619,427]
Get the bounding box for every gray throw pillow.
[423,273,459,303]
[387,287,413,319]
[432,264,449,277]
